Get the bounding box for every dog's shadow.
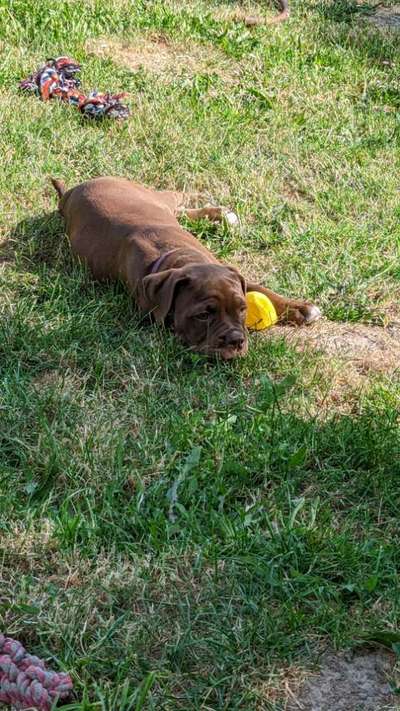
[2,209,145,314]
[2,210,184,350]
[1,209,143,320]
[1,210,73,273]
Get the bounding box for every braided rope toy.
[0,634,73,710]
[19,55,130,120]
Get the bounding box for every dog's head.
[141,263,248,360]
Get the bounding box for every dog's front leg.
[246,281,321,326]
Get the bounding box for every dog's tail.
[51,177,66,199]
[243,0,289,27]
[268,0,289,25]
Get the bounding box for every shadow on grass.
[0,209,303,377]
[315,0,377,24]
[1,366,400,708]
[312,0,400,63]
[1,210,72,271]
[0,210,241,381]
[2,216,400,711]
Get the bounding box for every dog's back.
[54,176,178,228]
[50,176,212,281]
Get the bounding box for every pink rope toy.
[0,634,73,710]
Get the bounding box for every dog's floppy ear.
[140,268,189,322]
[227,266,246,295]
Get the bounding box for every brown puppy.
[52,176,320,360]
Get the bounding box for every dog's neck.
[149,249,179,274]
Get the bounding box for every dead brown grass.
[269,318,400,377]
[301,356,367,418]
[86,35,241,82]
[232,250,277,283]
[253,664,309,709]
[212,1,287,26]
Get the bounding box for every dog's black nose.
[225,331,245,349]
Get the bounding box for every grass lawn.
[1,0,400,708]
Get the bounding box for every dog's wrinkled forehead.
[186,264,244,295]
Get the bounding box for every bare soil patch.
[367,4,400,30]
[286,648,398,711]
[86,35,240,82]
[214,6,263,24]
[274,318,400,376]
[212,2,285,25]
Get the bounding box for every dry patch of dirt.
[213,2,287,26]
[286,648,398,711]
[1,519,57,558]
[367,4,400,30]
[214,5,263,23]
[239,253,399,387]
[86,35,240,82]
[274,318,400,376]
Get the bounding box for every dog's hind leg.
[157,190,187,213]
[157,190,239,227]
[176,205,240,228]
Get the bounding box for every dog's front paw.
[203,206,240,228]
[222,209,240,228]
[284,302,321,326]
[302,303,321,324]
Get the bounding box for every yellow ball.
[245,291,278,331]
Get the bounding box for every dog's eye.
[195,312,210,321]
